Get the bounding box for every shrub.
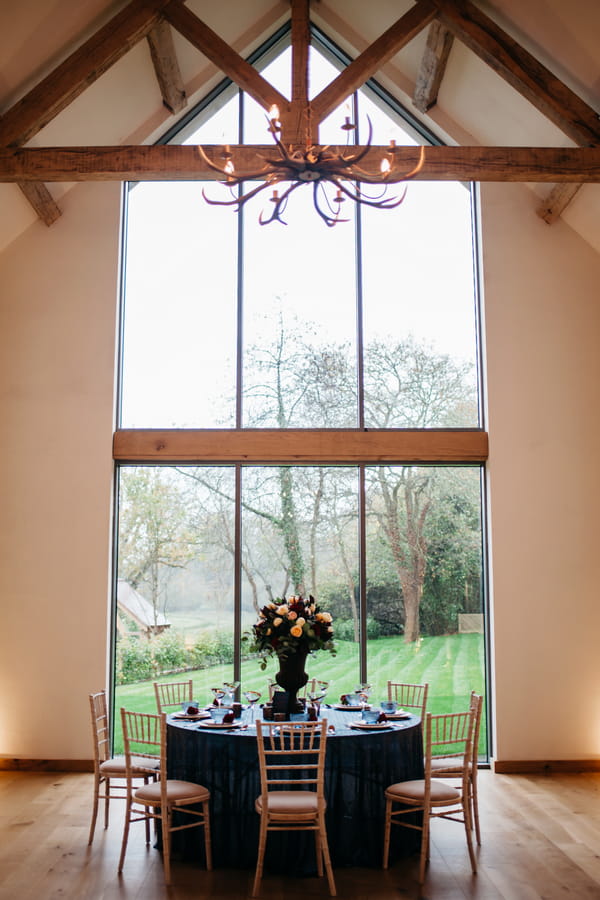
[117,631,188,684]
[118,639,153,684]
[334,617,381,642]
[187,631,235,669]
[152,632,187,672]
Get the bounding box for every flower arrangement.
[248,595,336,669]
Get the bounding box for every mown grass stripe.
[113,633,487,754]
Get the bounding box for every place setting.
[346,696,410,730]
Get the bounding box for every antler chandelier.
[198,108,425,227]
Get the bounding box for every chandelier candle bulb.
[268,105,281,132]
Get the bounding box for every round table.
[167,705,423,872]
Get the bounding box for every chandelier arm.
[202,178,281,210]
[327,173,388,201]
[197,144,277,185]
[336,116,375,167]
[331,177,409,210]
[347,145,426,185]
[259,180,304,226]
[312,182,349,228]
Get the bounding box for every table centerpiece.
[247,595,335,715]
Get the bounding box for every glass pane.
[241,466,360,697]
[358,93,479,428]
[365,465,485,730]
[120,100,239,428]
[114,466,236,750]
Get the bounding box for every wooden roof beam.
[17,182,61,226]
[311,0,437,124]
[413,20,454,113]
[1,144,600,183]
[288,0,311,145]
[536,183,583,224]
[147,19,186,115]
[0,0,173,149]
[431,0,600,147]
[163,0,287,116]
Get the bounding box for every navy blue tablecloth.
[166,706,423,871]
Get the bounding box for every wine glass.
[244,689,261,722]
[355,683,371,707]
[223,680,240,705]
[211,687,226,706]
[307,688,325,714]
[315,680,329,701]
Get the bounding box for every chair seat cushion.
[99,755,159,776]
[256,791,321,817]
[135,779,210,804]
[386,779,460,802]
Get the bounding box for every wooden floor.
[1,769,599,899]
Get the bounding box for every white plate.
[382,711,411,720]
[333,704,370,712]
[348,720,393,730]
[172,711,211,720]
[196,721,242,729]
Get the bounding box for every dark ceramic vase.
[275,647,309,715]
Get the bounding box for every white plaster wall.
[481,182,600,762]
[0,181,121,761]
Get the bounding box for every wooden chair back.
[387,681,429,719]
[153,679,194,714]
[121,708,164,782]
[424,709,474,792]
[256,719,328,805]
[89,690,111,765]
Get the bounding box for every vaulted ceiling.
[1,0,599,254]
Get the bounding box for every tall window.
[114,32,487,754]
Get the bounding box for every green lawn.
[113,632,486,754]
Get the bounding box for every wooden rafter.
[413,20,454,113]
[0,0,172,149]
[17,182,61,226]
[311,0,437,125]
[0,112,61,225]
[0,0,172,225]
[289,0,311,145]
[163,0,287,116]
[147,19,186,114]
[431,0,600,147]
[536,183,583,224]
[1,0,599,230]
[1,144,599,183]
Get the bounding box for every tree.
[118,467,199,624]
[420,467,482,635]
[364,337,476,641]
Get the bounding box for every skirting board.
[494,759,600,774]
[0,759,94,773]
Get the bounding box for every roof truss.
[0,0,597,225]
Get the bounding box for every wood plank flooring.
[0,769,599,899]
